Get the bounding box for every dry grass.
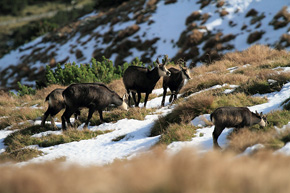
[1,149,290,193]
[151,92,214,136]
[159,123,196,144]
[226,128,278,152]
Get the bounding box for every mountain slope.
[0,0,290,90]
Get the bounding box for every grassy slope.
[1,45,290,192]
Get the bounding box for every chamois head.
[255,111,267,127]
[177,58,191,80]
[119,93,129,111]
[156,55,171,77]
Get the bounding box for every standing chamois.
[61,83,128,129]
[161,59,191,106]
[210,106,267,149]
[123,55,171,108]
[41,88,80,128]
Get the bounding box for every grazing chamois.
[210,106,267,149]
[61,83,128,129]
[161,60,191,106]
[41,88,80,128]
[123,55,171,108]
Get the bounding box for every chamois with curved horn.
[161,59,191,106]
[123,55,171,107]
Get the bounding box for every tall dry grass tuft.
[1,149,290,193]
[226,128,277,152]
[181,70,249,96]
[151,92,214,136]
[223,44,288,66]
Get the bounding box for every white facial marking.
[158,66,170,77]
[120,101,128,111]
[259,119,266,127]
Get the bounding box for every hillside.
[0,0,290,90]
[1,45,290,192]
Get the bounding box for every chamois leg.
[61,109,74,130]
[49,107,63,128]
[132,92,138,107]
[84,107,95,128]
[127,90,132,107]
[41,109,51,127]
[161,87,167,107]
[72,110,81,127]
[212,126,224,149]
[173,93,178,102]
[98,110,104,123]
[169,94,174,103]
[144,92,150,108]
[136,92,142,107]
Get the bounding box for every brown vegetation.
[1,149,290,193]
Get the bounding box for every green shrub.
[45,56,144,86]
[17,82,36,96]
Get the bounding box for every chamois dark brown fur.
[41,88,80,128]
[210,106,267,149]
[161,61,191,106]
[123,56,171,108]
[61,83,128,129]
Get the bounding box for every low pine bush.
[45,56,143,86]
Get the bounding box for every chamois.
[123,55,171,107]
[161,60,191,106]
[41,88,80,128]
[61,83,128,129]
[210,106,267,149]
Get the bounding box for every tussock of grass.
[226,128,277,153]
[236,72,290,95]
[212,93,268,108]
[35,129,108,147]
[0,148,42,162]
[265,110,290,129]
[159,123,196,145]
[0,108,43,130]
[151,93,214,137]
